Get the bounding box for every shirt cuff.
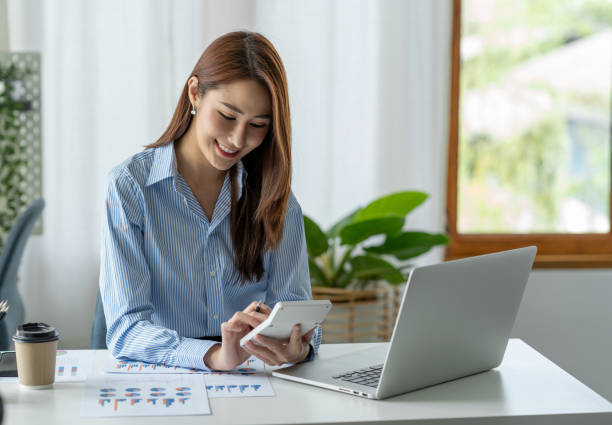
[302,344,315,363]
[173,337,219,370]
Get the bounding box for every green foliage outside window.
[459,0,611,233]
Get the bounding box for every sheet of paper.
[204,373,275,398]
[0,350,94,383]
[82,374,210,417]
[104,355,265,374]
[55,350,94,382]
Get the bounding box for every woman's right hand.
[203,301,271,370]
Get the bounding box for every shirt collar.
[235,159,247,195]
[146,142,177,187]
[145,141,248,191]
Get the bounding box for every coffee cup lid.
[13,322,59,343]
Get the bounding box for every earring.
[190,105,196,115]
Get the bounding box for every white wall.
[512,270,612,402]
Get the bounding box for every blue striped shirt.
[100,142,321,369]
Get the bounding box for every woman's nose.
[230,125,247,148]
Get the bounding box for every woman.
[100,31,320,371]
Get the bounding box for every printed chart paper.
[0,350,94,383]
[83,374,210,417]
[105,355,265,374]
[204,373,275,398]
[55,350,94,382]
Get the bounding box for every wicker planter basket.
[311,285,404,343]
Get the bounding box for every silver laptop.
[272,246,537,400]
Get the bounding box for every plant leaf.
[308,258,329,287]
[330,247,354,284]
[303,215,329,258]
[335,270,354,288]
[339,217,404,246]
[349,255,405,284]
[327,207,360,238]
[355,191,428,222]
[364,232,449,260]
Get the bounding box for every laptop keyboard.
[333,364,383,388]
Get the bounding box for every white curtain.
[7,0,452,348]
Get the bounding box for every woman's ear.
[187,76,199,109]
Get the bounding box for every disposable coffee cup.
[12,323,59,389]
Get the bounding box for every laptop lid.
[376,246,537,399]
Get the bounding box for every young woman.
[100,31,320,371]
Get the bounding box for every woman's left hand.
[243,324,315,366]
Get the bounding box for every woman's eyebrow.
[220,101,271,119]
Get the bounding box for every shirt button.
[210,271,216,277]
[213,314,219,319]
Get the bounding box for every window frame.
[445,0,612,268]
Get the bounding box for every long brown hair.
[147,31,292,283]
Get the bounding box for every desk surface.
[0,339,610,425]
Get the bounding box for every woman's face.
[189,79,272,171]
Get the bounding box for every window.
[446,0,612,267]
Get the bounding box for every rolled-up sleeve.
[100,169,216,369]
[264,199,322,356]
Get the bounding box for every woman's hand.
[203,301,272,371]
[243,324,315,366]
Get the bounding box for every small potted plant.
[303,191,448,342]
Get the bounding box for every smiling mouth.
[215,140,240,158]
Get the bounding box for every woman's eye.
[219,111,266,128]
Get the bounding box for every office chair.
[0,198,45,350]
[90,290,107,349]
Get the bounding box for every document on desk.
[104,355,265,374]
[55,350,94,382]
[204,373,275,398]
[0,350,94,383]
[82,374,210,417]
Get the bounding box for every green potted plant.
[304,191,448,288]
[303,191,449,342]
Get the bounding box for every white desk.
[0,339,610,425]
